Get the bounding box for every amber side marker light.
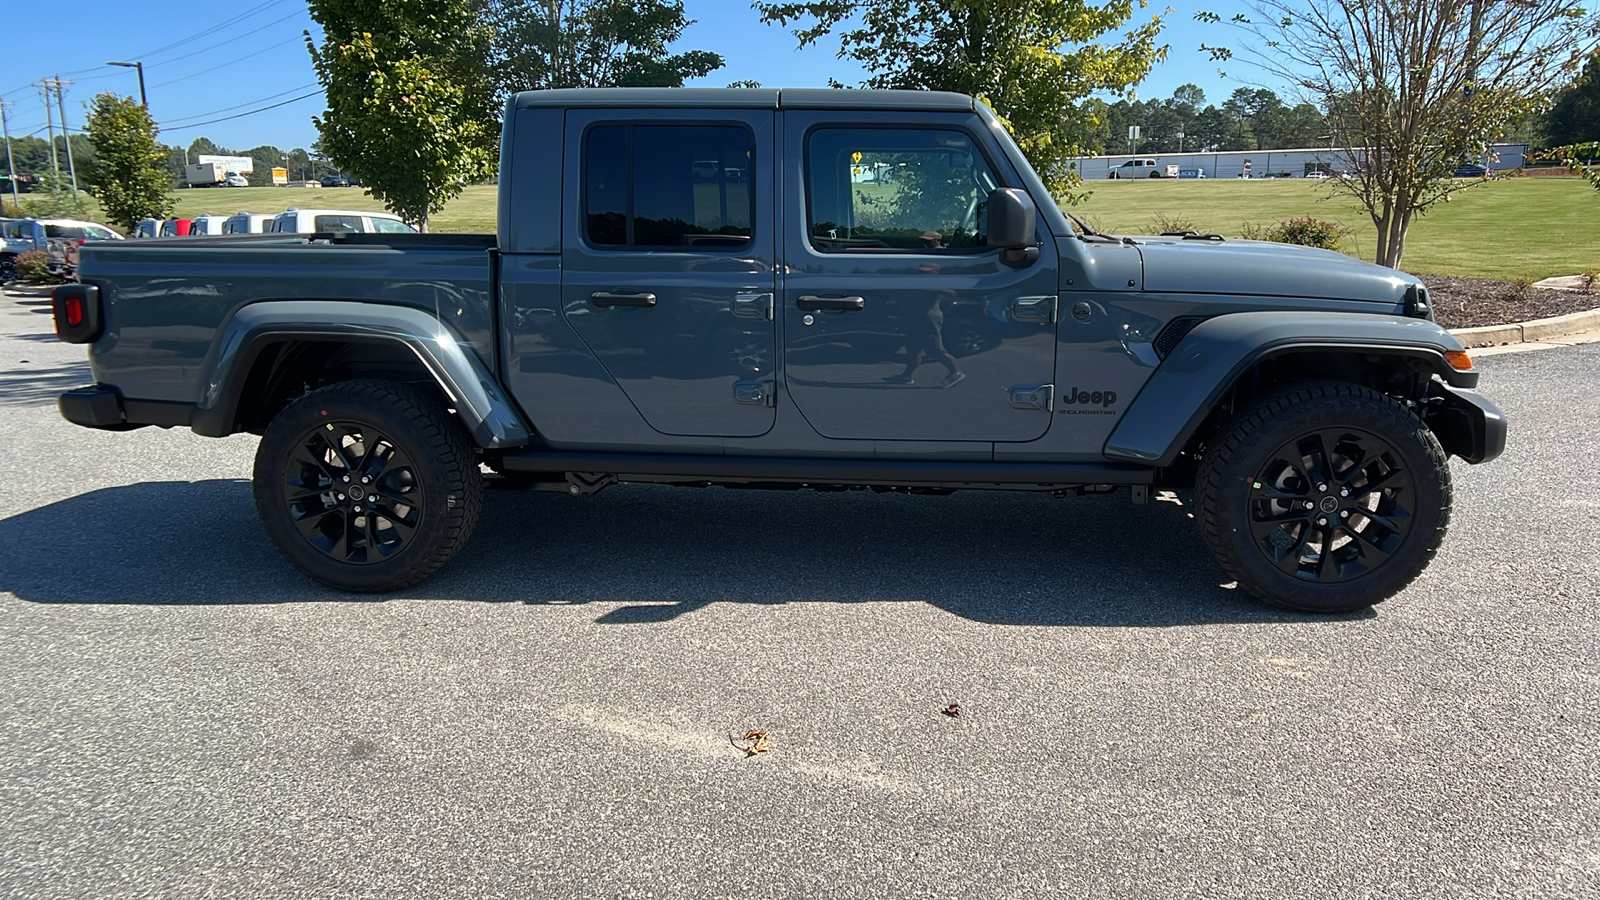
[1444,350,1474,371]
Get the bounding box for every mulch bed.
[1423,275,1599,330]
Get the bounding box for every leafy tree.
[479,0,724,95]
[21,172,92,219]
[307,0,501,230]
[755,0,1168,199]
[1200,0,1599,269]
[243,145,285,186]
[186,137,225,163]
[81,93,175,230]
[1543,53,1600,147]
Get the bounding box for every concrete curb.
[1451,307,1600,348]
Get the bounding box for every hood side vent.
[1154,315,1207,359]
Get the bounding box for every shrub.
[1580,267,1598,294]
[1149,212,1199,234]
[14,250,55,283]
[1,201,23,219]
[1507,276,1534,301]
[1238,216,1345,251]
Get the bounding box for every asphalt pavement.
[1,285,1596,898]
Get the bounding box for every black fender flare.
[191,300,532,448]
[1103,311,1483,467]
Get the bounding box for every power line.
[158,91,321,132]
[143,11,306,70]
[133,0,291,62]
[150,36,309,89]
[162,83,319,125]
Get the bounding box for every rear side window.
[45,225,86,239]
[583,123,753,250]
[313,215,363,233]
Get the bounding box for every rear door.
[779,112,1059,442]
[559,108,777,438]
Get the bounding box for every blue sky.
[0,0,1261,153]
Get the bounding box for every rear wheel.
[253,379,483,592]
[1196,381,1451,613]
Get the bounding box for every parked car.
[132,219,163,238]
[224,172,250,188]
[55,87,1505,615]
[222,212,276,234]
[187,215,231,236]
[319,174,358,187]
[1452,163,1491,178]
[1108,158,1167,179]
[1304,170,1331,181]
[159,218,193,237]
[268,208,416,234]
[2,218,122,276]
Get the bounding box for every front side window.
[370,217,416,234]
[584,123,754,250]
[806,128,1000,252]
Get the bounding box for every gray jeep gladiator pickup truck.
[51,88,1505,612]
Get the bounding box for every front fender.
[1103,311,1477,467]
[191,300,532,448]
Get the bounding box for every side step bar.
[495,450,1154,488]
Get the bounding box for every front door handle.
[591,291,657,308]
[796,294,865,312]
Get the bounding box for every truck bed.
[77,233,499,404]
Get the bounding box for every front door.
[781,113,1059,442]
[561,109,777,438]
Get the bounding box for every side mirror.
[987,187,1039,266]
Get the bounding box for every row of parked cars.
[2,207,417,281]
[132,208,417,237]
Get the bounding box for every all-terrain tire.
[1196,381,1452,613]
[253,379,484,592]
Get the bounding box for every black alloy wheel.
[254,379,483,592]
[1197,381,1451,613]
[1247,428,1413,584]
[282,421,423,565]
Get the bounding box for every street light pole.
[106,61,147,108]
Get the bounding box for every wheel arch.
[1105,311,1481,469]
[191,300,532,449]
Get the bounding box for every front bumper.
[1425,383,1507,465]
[59,385,194,431]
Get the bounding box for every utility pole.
[38,81,62,192]
[50,76,80,197]
[1,101,19,208]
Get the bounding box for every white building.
[1073,144,1529,180]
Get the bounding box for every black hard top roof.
[511,88,977,112]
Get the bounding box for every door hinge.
[1011,295,1057,324]
[1008,383,1054,412]
[733,292,775,321]
[734,380,776,407]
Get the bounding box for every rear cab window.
[583,123,754,251]
[313,215,364,233]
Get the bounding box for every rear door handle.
[591,291,657,308]
[796,295,865,312]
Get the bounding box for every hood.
[1133,236,1416,307]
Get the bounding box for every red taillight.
[76,238,87,246]
[65,296,84,326]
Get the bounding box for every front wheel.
[253,379,484,592]
[1196,381,1452,613]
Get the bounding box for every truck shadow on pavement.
[0,361,92,406]
[0,479,1368,626]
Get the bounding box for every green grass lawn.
[73,176,1597,281]
[1071,177,1599,281]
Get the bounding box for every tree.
[1543,53,1600,147]
[755,0,1167,199]
[307,0,501,230]
[479,0,724,96]
[186,137,225,163]
[243,145,285,186]
[81,93,175,230]
[1200,0,1599,269]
